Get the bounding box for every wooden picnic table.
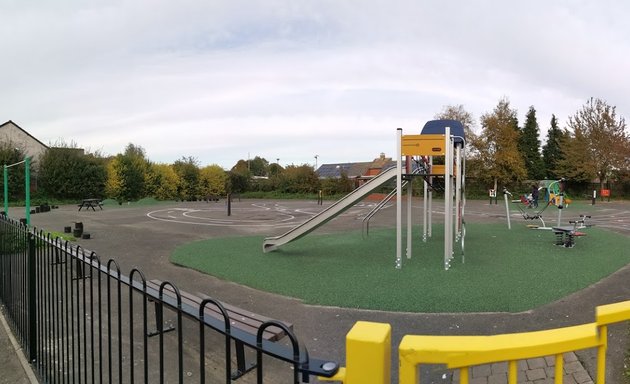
[78,199,103,211]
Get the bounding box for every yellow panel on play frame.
[401,134,446,156]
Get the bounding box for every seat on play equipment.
[552,226,587,248]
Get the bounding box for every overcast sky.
[2,1,628,169]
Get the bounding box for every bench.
[145,279,293,380]
[78,198,103,211]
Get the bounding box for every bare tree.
[434,104,478,154]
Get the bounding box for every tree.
[541,115,564,179]
[0,143,28,200]
[477,98,527,188]
[434,104,478,154]
[278,165,319,194]
[172,156,200,200]
[565,98,629,190]
[227,171,249,194]
[199,165,228,198]
[554,127,594,183]
[518,106,545,180]
[231,159,250,175]
[268,163,283,177]
[228,159,252,193]
[105,144,150,202]
[249,156,269,177]
[39,142,107,199]
[321,173,353,195]
[145,163,180,200]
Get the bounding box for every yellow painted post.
[321,321,391,384]
[594,301,630,384]
[508,360,517,384]
[554,354,563,384]
[347,321,391,384]
[460,367,469,384]
[597,324,607,384]
[398,336,419,384]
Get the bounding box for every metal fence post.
[27,232,37,363]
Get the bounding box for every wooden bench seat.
[146,279,293,379]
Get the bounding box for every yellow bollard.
[320,321,391,384]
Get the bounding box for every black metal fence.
[0,215,338,383]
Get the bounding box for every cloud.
[1,0,628,168]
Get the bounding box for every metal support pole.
[422,169,428,243]
[557,192,564,227]
[406,173,412,259]
[444,127,453,270]
[428,157,433,238]
[454,145,462,241]
[396,128,402,269]
[25,157,30,226]
[27,233,37,362]
[3,165,7,217]
[504,189,511,230]
[227,193,232,216]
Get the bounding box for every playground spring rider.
[503,179,567,229]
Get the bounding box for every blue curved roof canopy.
[420,119,465,144]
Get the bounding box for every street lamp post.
[314,155,319,170]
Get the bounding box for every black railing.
[0,215,338,383]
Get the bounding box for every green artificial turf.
[171,223,630,313]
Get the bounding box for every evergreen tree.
[541,115,563,179]
[518,106,545,180]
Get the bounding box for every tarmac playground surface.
[18,197,630,382]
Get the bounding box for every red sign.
[601,189,611,197]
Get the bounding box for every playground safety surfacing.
[158,199,630,313]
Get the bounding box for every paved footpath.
[0,308,37,383]
[6,199,630,383]
[451,353,593,384]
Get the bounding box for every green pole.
[25,157,30,226]
[3,165,7,217]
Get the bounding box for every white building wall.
[0,121,48,163]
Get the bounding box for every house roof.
[316,162,371,178]
[0,120,49,149]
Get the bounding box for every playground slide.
[263,167,399,252]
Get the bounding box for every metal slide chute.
[262,167,399,253]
